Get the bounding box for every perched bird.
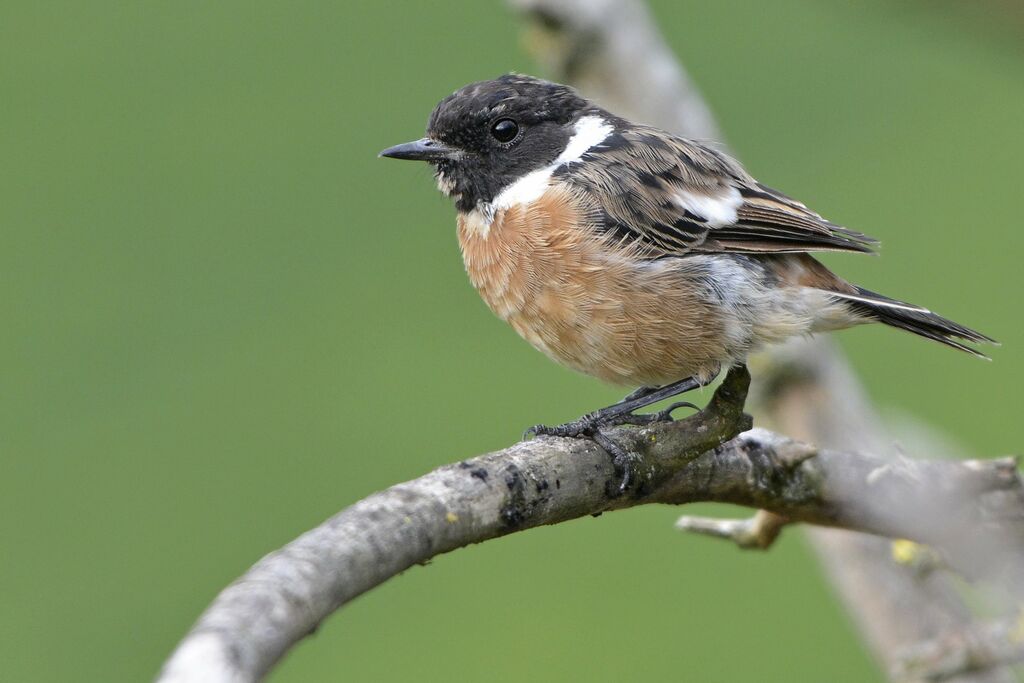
[380,74,994,485]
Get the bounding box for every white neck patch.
[553,115,614,167]
[466,115,613,236]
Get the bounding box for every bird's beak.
[378,138,457,162]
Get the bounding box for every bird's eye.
[490,119,520,144]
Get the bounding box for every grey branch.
[510,1,1023,680]
[157,367,1022,682]
[157,3,1022,681]
[896,614,1024,681]
[509,0,722,140]
[754,342,1024,683]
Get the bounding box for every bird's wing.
[563,125,878,256]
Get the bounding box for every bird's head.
[380,74,602,213]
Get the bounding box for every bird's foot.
[524,400,698,439]
[524,400,700,495]
[592,429,641,495]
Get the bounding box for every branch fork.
[158,363,1022,682]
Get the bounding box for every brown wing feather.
[561,125,878,257]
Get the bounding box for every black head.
[380,74,597,212]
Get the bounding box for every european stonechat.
[380,74,994,488]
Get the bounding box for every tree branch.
[508,0,722,140]
[156,3,1023,681]
[508,2,1023,680]
[896,613,1024,681]
[754,341,1024,683]
[157,366,1022,682]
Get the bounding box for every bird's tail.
[829,286,997,358]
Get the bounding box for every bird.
[379,74,994,489]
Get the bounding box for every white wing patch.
[475,115,614,232]
[673,187,743,227]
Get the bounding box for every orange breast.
[456,186,727,386]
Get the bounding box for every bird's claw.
[653,400,700,422]
[523,412,600,440]
[592,429,639,495]
[531,421,584,438]
[524,401,701,495]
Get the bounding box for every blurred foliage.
[1,1,1021,681]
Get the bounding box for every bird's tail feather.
[829,286,997,358]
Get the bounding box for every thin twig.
[675,509,790,549]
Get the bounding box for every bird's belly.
[457,197,729,386]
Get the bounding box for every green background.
[2,1,1022,681]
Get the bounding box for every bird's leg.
[619,385,658,403]
[606,387,703,423]
[524,372,719,495]
[525,374,712,439]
